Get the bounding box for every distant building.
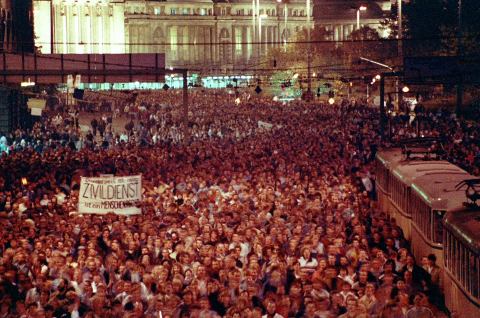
[315,1,390,41]
[33,0,390,72]
[0,0,14,51]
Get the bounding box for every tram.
[376,140,480,316]
[408,167,471,286]
[377,148,447,239]
[375,147,403,214]
[443,208,480,316]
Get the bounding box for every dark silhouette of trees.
[12,0,34,53]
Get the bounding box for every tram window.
[425,203,432,240]
[460,242,464,285]
[466,249,471,293]
[453,239,458,278]
[464,249,468,292]
[464,247,469,288]
[474,256,479,298]
[444,231,449,268]
[446,231,451,269]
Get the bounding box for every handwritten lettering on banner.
[79,175,142,215]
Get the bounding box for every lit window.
[182,8,189,15]
[200,8,206,16]
[154,8,160,15]
[171,8,176,15]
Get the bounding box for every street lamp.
[402,86,410,93]
[258,13,268,55]
[277,0,288,51]
[356,5,367,30]
[306,0,312,98]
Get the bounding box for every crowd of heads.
[389,107,480,176]
[0,88,467,317]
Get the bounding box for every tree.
[341,26,383,62]
[402,0,456,56]
[379,2,407,40]
[262,26,338,78]
[12,0,35,53]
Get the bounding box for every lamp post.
[306,0,312,99]
[356,5,367,30]
[258,13,268,56]
[252,0,256,53]
[277,0,288,51]
[398,0,402,54]
[256,0,260,59]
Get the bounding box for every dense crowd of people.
[0,89,470,317]
[389,108,480,176]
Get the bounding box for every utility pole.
[379,75,386,138]
[306,0,312,100]
[182,69,189,143]
[456,0,463,115]
[397,0,403,112]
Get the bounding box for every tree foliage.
[12,0,35,53]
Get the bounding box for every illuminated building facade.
[0,0,13,51]
[33,1,390,72]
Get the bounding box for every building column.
[242,25,247,61]
[213,23,218,65]
[231,24,235,64]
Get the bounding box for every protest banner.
[79,175,142,215]
[257,120,273,130]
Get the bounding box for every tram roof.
[391,160,463,187]
[411,170,472,210]
[376,148,403,169]
[444,210,480,254]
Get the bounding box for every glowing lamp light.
[359,5,367,11]
[21,178,28,185]
[402,86,410,93]
[375,74,381,80]
[21,78,35,87]
[235,98,241,105]
[328,97,335,105]
[292,73,299,79]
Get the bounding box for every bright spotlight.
[402,86,410,93]
[328,98,335,105]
